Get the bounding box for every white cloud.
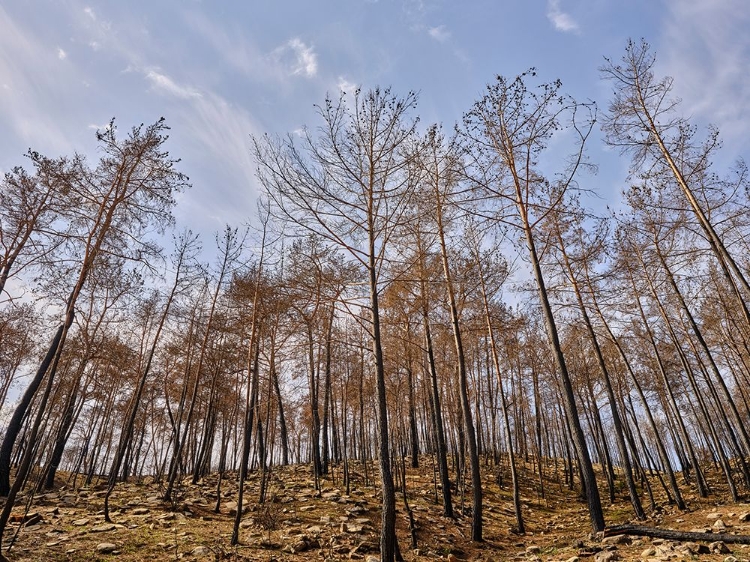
[546,0,579,34]
[143,69,202,99]
[83,6,96,21]
[57,47,67,60]
[273,38,317,78]
[337,76,357,95]
[428,25,450,42]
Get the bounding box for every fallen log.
[604,524,750,544]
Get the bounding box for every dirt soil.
[3,460,750,561]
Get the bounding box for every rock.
[714,519,728,530]
[565,558,580,562]
[680,542,709,555]
[131,508,149,515]
[711,541,732,554]
[526,545,541,554]
[739,512,750,522]
[724,557,738,562]
[641,547,656,556]
[96,542,118,553]
[91,523,117,532]
[60,495,77,506]
[365,557,379,562]
[225,501,249,516]
[191,545,211,556]
[601,535,630,545]
[72,518,90,526]
[299,505,316,512]
[593,551,620,562]
[707,512,723,519]
[447,554,459,562]
[23,512,43,527]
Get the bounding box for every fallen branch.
[605,524,750,545]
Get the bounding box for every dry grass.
[2,459,750,561]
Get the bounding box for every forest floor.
[2,459,750,561]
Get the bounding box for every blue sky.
[1,0,748,238]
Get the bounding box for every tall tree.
[602,39,750,329]
[416,127,482,540]
[255,88,418,562]
[0,118,187,547]
[463,71,605,532]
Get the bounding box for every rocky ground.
[2,461,750,561]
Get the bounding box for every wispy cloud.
[57,47,67,60]
[660,0,750,154]
[428,25,450,42]
[0,5,79,154]
[173,92,263,227]
[143,68,202,99]
[273,38,317,78]
[546,0,579,34]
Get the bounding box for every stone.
[565,557,580,562]
[91,523,117,533]
[72,518,90,526]
[739,512,750,522]
[225,501,249,516]
[96,542,118,553]
[601,535,629,545]
[710,541,732,554]
[526,545,541,554]
[714,519,728,530]
[191,545,211,556]
[707,512,723,519]
[447,554,459,562]
[724,557,738,562]
[60,495,77,506]
[641,547,656,557]
[680,542,707,554]
[23,512,43,527]
[593,551,620,562]
[131,508,149,515]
